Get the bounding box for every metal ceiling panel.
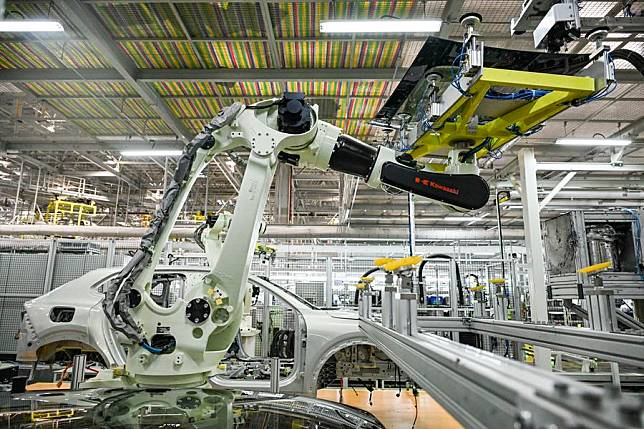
[119,41,202,69]
[44,41,112,69]
[74,118,172,135]
[195,41,272,68]
[24,81,137,97]
[0,42,62,69]
[281,40,401,68]
[338,98,384,119]
[328,118,373,137]
[175,2,265,39]
[285,81,347,96]
[152,81,280,97]
[166,98,225,119]
[554,100,611,121]
[47,98,117,118]
[92,2,184,38]
[461,0,524,22]
[594,100,644,121]
[579,2,619,17]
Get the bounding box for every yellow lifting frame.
[409,68,597,160]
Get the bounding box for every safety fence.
[0,238,528,353]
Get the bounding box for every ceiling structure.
[0,0,642,238]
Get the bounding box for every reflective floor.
[0,388,384,428]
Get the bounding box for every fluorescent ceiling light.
[0,20,64,32]
[320,19,442,34]
[555,138,631,147]
[84,171,115,177]
[444,216,483,222]
[121,150,183,157]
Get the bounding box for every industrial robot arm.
[102,93,489,387]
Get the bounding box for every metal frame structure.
[360,316,643,429]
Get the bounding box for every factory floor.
[317,388,462,429]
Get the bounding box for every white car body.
[16,266,373,395]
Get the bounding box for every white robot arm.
[103,93,489,387]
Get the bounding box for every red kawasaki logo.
[415,177,460,195]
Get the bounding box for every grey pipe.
[0,224,526,240]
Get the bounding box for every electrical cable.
[485,89,550,100]
[411,385,419,429]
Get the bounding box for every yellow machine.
[44,199,97,225]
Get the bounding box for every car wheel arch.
[307,334,378,392]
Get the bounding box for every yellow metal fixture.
[409,68,597,161]
[44,199,97,226]
[382,255,423,272]
[578,261,612,274]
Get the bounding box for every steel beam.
[538,171,576,211]
[80,153,138,188]
[19,154,57,173]
[417,317,644,367]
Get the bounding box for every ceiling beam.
[1,67,638,83]
[3,34,641,44]
[0,67,404,83]
[79,152,139,187]
[19,154,58,173]
[52,0,192,141]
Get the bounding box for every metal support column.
[43,239,57,293]
[270,357,280,393]
[12,160,23,222]
[30,167,41,223]
[261,289,272,357]
[105,239,116,268]
[382,273,395,329]
[325,257,333,307]
[395,292,418,336]
[518,148,551,369]
[113,178,121,226]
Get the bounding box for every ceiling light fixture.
[444,216,483,222]
[320,19,442,34]
[121,150,183,157]
[555,138,631,146]
[0,20,64,32]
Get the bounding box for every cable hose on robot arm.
[354,267,381,306]
[610,49,644,75]
[193,222,208,251]
[418,254,464,306]
[103,103,242,347]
